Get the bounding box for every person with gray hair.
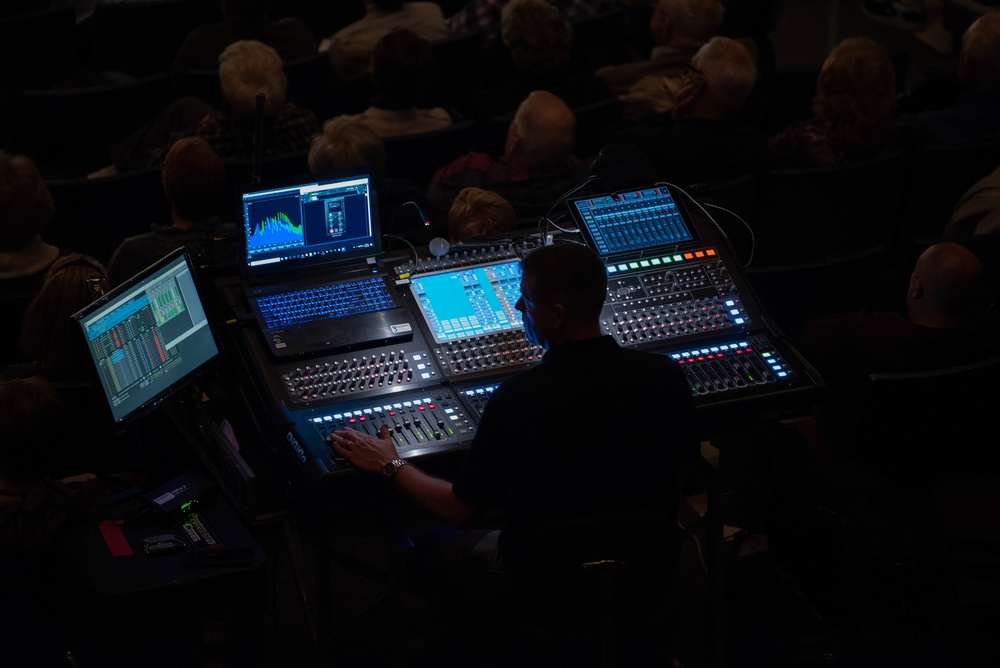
[309,117,445,243]
[462,0,613,120]
[609,36,766,184]
[596,0,725,118]
[902,12,1000,145]
[104,40,319,174]
[427,90,579,219]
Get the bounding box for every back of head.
[0,376,66,486]
[912,242,984,317]
[510,90,576,169]
[813,36,895,145]
[521,243,607,323]
[309,118,387,178]
[692,36,756,117]
[162,138,226,222]
[657,0,725,47]
[20,254,107,375]
[960,11,1000,92]
[371,29,433,109]
[448,187,517,240]
[0,151,55,250]
[218,40,287,121]
[501,0,572,73]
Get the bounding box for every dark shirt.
[427,151,581,220]
[899,89,1000,146]
[768,120,902,169]
[451,335,698,565]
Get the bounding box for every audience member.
[108,138,234,287]
[448,187,517,240]
[596,0,725,119]
[3,254,107,384]
[900,12,1000,145]
[309,118,444,243]
[769,37,899,168]
[328,243,697,610]
[610,36,765,184]
[0,152,67,298]
[945,163,1000,238]
[328,29,452,138]
[324,0,448,82]
[462,0,614,120]
[427,90,579,219]
[106,40,319,174]
[170,0,317,81]
[447,0,613,43]
[801,242,999,387]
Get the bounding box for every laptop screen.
[73,249,220,428]
[239,172,380,278]
[408,260,524,344]
[568,186,697,257]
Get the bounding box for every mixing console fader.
[662,334,797,397]
[433,332,542,378]
[280,389,477,479]
[602,247,752,348]
[277,346,439,407]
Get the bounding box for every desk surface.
[57,485,265,597]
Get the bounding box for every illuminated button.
[607,266,617,274]
[651,258,661,265]
[629,262,639,269]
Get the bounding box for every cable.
[657,180,756,268]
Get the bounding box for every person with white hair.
[104,40,319,174]
[596,0,725,118]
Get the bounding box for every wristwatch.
[382,458,408,480]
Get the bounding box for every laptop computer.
[237,172,412,358]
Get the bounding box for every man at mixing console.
[328,243,698,605]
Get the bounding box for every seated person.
[308,118,444,244]
[427,90,579,220]
[107,40,319,174]
[327,29,452,138]
[108,138,234,287]
[946,163,1000,238]
[610,35,765,185]
[769,37,900,168]
[461,0,614,121]
[170,0,317,81]
[596,0,725,120]
[0,152,67,299]
[448,187,516,240]
[323,0,448,82]
[447,0,614,42]
[900,12,1000,146]
[328,243,697,608]
[801,242,1000,389]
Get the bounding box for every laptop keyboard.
[257,276,394,329]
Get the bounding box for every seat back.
[847,354,1000,497]
[753,150,907,266]
[14,74,173,177]
[45,167,169,264]
[383,120,481,191]
[88,0,219,77]
[0,2,75,93]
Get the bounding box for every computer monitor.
[237,171,380,279]
[407,260,524,344]
[73,248,220,429]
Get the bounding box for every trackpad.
[304,322,349,345]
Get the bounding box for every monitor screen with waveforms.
[73,249,220,428]
[569,186,696,257]
[239,172,379,278]
[408,260,524,344]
